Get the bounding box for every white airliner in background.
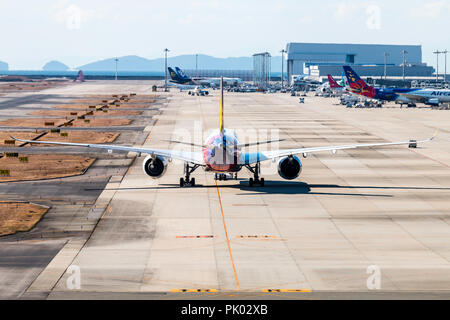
[12,78,436,187]
[169,67,243,87]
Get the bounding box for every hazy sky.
[1,0,449,70]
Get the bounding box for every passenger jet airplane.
[344,66,450,107]
[11,78,435,187]
[168,67,243,87]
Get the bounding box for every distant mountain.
[77,54,284,72]
[43,60,69,71]
[0,61,8,71]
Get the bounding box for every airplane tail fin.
[168,67,180,82]
[327,74,342,88]
[220,77,224,137]
[343,66,376,98]
[74,70,85,82]
[175,67,190,81]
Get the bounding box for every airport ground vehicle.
[340,94,359,105]
[12,79,436,188]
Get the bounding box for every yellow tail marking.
[220,77,224,136]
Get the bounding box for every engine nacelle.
[142,155,168,179]
[278,156,302,180]
[426,98,440,106]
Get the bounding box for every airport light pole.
[433,50,443,83]
[445,50,448,83]
[383,52,389,80]
[114,58,119,81]
[280,49,286,88]
[401,50,408,81]
[164,48,170,92]
[195,54,199,85]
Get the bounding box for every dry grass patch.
[0,131,119,147]
[72,99,155,104]
[72,99,115,104]
[0,118,67,127]
[54,104,99,110]
[0,202,49,236]
[31,109,142,117]
[0,82,65,93]
[108,104,154,109]
[0,118,131,128]
[55,103,148,109]
[71,118,131,127]
[0,154,94,182]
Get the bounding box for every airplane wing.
[241,133,436,165]
[236,139,285,148]
[10,136,205,165]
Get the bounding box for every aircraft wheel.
[190,178,196,187]
[180,178,184,187]
[249,178,254,187]
[260,178,265,187]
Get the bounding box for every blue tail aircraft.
[168,67,193,84]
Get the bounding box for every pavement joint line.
[215,180,240,291]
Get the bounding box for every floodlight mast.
[164,48,170,92]
[280,49,286,88]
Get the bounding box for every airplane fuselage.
[202,130,242,172]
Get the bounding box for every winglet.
[10,135,33,144]
[9,135,20,142]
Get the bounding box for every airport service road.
[44,91,450,298]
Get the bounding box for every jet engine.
[278,156,302,180]
[142,155,168,179]
[426,98,439,106]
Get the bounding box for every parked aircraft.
[168,67,243,87]
[344,66,450,107]
[11,78,435,187]
[292,74,322,86]
[327,74,347,93]
[74,70,85,82]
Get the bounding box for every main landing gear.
[180,162,199,187]
[245,162,264,187]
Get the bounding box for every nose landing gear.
[214,173,238,181]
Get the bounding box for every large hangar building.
[286,42,434,83]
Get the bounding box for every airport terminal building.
[286,43,434,84]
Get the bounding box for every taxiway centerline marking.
[215,180,240,291]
